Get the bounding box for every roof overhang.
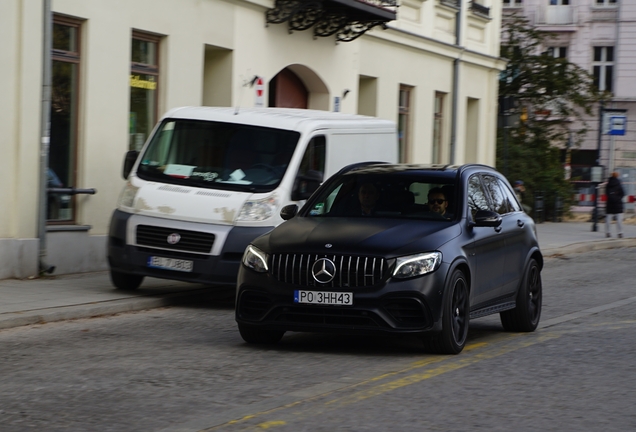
[266,0,398,42]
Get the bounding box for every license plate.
[147,256,193,272]
[294,290,353,306]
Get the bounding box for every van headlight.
[238,194,279,222]
[392,252,442,279]
[118,182,139,208]
[242,245,269,272]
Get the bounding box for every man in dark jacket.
[605,172,625,238]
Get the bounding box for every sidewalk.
[1,220,635,331]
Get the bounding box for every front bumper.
[235,262,450,335]
[108,209,274,285]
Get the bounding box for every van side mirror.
[291,170,323,201]
[123,150,139,179]
[280,204,298,220]
[471,210,502,228]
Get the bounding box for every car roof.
[341,163,500,179]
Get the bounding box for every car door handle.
[517,220,525,228]
[495,226,502,233]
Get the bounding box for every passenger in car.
[428,187,450,219]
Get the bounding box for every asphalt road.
[1,248,635,432]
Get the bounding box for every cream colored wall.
[0,0,505,277]
[1,0,42,240]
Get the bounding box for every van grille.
[270,254,387,288]
[136,225,215,253]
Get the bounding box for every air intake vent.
[270,254,387,288]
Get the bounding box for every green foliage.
[497,15,606,218]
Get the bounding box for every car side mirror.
[291,170,323,201]
[280,204,298,220]
[123,150,139,179]
[472,210,502,228]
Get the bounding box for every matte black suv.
[235,163,543,354]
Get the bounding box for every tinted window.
[305,171,456,221]
[467,175,490,219]
[482,175,509,215]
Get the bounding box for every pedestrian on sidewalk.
[605,172,625,238]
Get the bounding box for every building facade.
[503,0,636,207]
[1,0,504,279]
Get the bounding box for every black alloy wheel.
[426,269,469,354]
[500,258,542,332]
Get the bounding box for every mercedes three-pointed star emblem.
[312,258,336,284]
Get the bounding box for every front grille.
[136,225,215,253]
[270,254,388,288]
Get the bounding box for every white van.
[107,107,398,289]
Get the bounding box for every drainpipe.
[450,0,464,165]
[38,0,55,275]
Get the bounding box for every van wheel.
[110,269,144,290]
[238,323,285,345]
[425,269,469,354]
[500,258,542,332]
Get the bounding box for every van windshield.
[136,119,300,192]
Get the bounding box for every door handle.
[517,220,525,228]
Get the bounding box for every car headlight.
[118,182,139,208]
[242,245,269,273]
[237,194,279,222]
[392,252,442,279]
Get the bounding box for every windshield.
[302,172,458,222]
[136,119,300,192]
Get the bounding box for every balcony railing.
[537,5,576,25]
[266,0,397,42]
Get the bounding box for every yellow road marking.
[202,332,556,431]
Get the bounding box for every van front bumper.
[108,209,274,285]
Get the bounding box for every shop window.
[49,15,81,222]
[130,31,160,151]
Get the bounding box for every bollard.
[534,193,544,223]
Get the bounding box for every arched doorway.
[268,65,329,110]
[269,68,308,108]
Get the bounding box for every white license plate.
[147,256,193,272]
[294,290,353,306]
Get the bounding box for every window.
[467,175,490,220]
[596,0,617,5]
[298,136,326,178]
[130,31,160,151]
[49,15,81,222]
[398,86,412,163]
[432,92,444,164]
[547,47,567,59]
[503,0,523,6]
[550,0,569,5]
[592,46,614,92]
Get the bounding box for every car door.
[481,174,522,298]
[465,173,507,307]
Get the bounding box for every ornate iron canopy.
[266,0,398,42]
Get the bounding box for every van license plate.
[294,290,353,306]
[148,256,193,272]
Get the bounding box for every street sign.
[254,77,264,107]
[602,109,627,134]
[609,115,626,136]
[591,166,603,183]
